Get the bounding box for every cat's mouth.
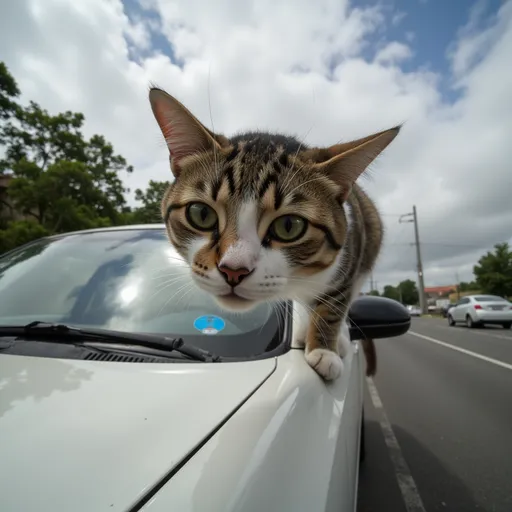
[216,290,256,312]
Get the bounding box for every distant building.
[424,285,457,310]
[424,285,457,299]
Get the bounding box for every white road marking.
[432,322,512,341]
[366,377,427,512]
[408,331,512,371]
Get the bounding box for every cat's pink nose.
[217,265,252,286]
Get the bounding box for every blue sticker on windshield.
[194,315,226,335]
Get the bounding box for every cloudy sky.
[1,0,511,291]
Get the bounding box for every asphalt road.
[357,316,512,512]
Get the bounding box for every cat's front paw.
[305,348,344,381]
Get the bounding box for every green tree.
[382,285,400,302]
[132,180,171,223]
[397,279,419,305]
[0,61,135,253]
[368,289,380,296]
[459,281,478,292]
[0,61,20,123]
[0,219,49,255]
[473,242,512,297]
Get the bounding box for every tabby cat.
[148,87,400,380]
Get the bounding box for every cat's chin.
[214,293,259,312]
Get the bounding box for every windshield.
[0,228,286,358]
[474,295,508,302]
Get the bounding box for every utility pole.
[369,272,379,295]
[399,205,427,314]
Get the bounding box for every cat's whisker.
[310,294,345,315]
[156,281,195,317]
[293,298,330,346]
[153,277,189,290]
[143,278,189,304]
[285,276,343,298]
[285,275,338,290]
[149,264,189,274]
[347,315,367,342]
[254,303,272,338]
[281,162,308,195]
[173,283,197,310]
[182,287,198,312]
[151,268,189,278]
[160,256,190,264]
[292,124,314,162]
[149,271,189,281]
[273,301,285,336]
[207,64,222,182]
[286,176,333,198]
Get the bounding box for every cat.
[148,86,399,381]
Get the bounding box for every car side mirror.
[348,296,411,340]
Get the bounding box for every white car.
[0,225,410,512]
[406,305,421,316]
[448,294,512,329]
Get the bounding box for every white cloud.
[448,0,505,78]
[391,11,407,26]
[375,41,413,64]
[0,0,511,291]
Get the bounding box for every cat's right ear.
[149,88,224,178]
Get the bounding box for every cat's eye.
[269,215,307,243]
[186,202,218,231]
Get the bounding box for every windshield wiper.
[0,321,221,362]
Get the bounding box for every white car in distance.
[406,305,421,317]
[0,225,410,512]
[448,294,512,329]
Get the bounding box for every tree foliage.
[380,279,419,305]
[0,61,169,254]
[0,219,48,255]
[382,285,400,302]
[0,62,21,126]
[1,88,133,225]
[473,242,512,298]
[397,279,419,305]
[458,281,478,292]
[132,180,171,224]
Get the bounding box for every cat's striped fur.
[149,87,399,380]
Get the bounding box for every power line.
[386,242,483,249]
[399,206,427,315]
[380,211,436,219]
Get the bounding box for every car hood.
[0,353,276,512]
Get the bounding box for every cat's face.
[149,88,399,312]
[162,142,348,311]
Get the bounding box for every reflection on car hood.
[0,354,276,512]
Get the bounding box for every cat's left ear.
[149,87,228,178]
[307,126,401,200]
